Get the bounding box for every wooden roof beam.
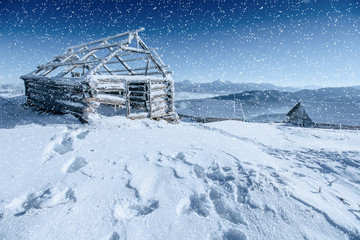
[55,40,129,59]
[56,49,99,77]
[84,47,124,77]
[98,65,169,73]
[135,35,167,77]
[66,27,144,51]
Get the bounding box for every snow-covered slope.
[1,113,359,239]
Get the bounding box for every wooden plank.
[127,112,148,120]
[128,85,146,91]
[98,65,169,73]
[151,109,168,118]
[151,99,168,108]
[152,103,168,113]
[22,76,86,87]
[129,71,172,76]
[28,94,89,114]
[151,90,168,99]
[38,57,100,69]
[26,88,83,102]
[26,81,85,93]
[129,95,147,101]
[129,91,147,95]
[151,83,168,91]
[41,54,79,76]
[120,46,150,54]
[130,101,146,108]
[126,82,130,117]
[96,83,125,91]
[85,94,126,106]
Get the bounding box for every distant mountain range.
[215,87,360,104]
[175,80,301,94]
[176,87,360,125]
[175,80,360,95]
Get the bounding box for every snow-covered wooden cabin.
[285,102,314,127]
[20,28,176,122]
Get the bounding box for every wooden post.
[126,81,130,117]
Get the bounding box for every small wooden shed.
[285,102,314,127]
[20,28,176,122]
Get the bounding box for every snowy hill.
[1,92,360,239]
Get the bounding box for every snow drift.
[0,89,359,239]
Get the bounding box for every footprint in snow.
[209,188,247,226]
[10,187,76,217]
[189,193,210,217]
[53,134,74,155]
[62,157,88,173]
[222,228,247,240]
[76,130,89,140]
[103,231,120,240]
[114,199,159,221]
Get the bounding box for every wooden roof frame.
[21,28,172,80]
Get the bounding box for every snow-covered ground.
[1,100,360,239]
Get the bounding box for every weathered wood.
[152,103,168,113]
[21,28,176,122]
[66,28,144,51]
[151,99,168,108]
[42,54,79,76]
[26,81,85,94]
[107,44,135,75]
[22,75,83,86]
[120,46,151,54]
[130,71,172,76]
[128,112,149,120]
[27,87,83,102]
[96,83,125,92]
[130,101,146,108]
[98,65,169,74]
[129,91,147,96]
[166,80,175,113]
[84,47,123,77]
[150,83,168,91]
[151,90,168,99]
[151,108,168,118]
[28,94,89,114]
[128,85,147,91]
[38,56,94,69]
[57,48,101,77]
[126,82,130,117]
[85,94,126,106]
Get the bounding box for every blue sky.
[1,0,359,87]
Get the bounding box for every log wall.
[21,75,175,121]
[22,76,95,121]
